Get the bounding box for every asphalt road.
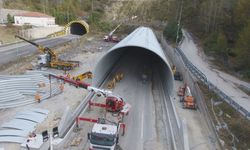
[0,35,80,65]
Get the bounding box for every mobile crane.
[15,35,79,70]
[104,24,121,43]
[49,74,130,150]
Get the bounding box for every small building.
[14,12,55,27]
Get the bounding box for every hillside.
[2,0,250,80]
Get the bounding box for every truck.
[15,35,79,71]
[76,117,125,150]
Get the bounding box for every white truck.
[88,121,122,150]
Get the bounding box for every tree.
[7,13,14,24]
[163,21,182,43]
[234,22,250,77]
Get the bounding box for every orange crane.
[49,74,130,115]
[178,84,197,110]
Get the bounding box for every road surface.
[0,35,80,65]
[180,29,250,115]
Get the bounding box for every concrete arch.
[65,20,89,36]
[93,27,174,95]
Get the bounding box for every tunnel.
[68,20,89,36]
[93,27,174,95]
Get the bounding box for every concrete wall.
[19,26,64,39]
[14,16,55,27]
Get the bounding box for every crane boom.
[49,74,112,97]
[15,35,57,61]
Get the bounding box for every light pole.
[176,0,183,46]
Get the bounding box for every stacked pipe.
[0,71,61,109]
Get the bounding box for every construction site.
[0,1,250,150]
[0,18,221,150]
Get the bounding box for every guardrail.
[175,47,250,120]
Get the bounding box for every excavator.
[15,35,79,71]
[72,71,93,81]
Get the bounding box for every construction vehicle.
[172,65,183,81]
[75,117,125,150]
[72,71,93,81]
[178,84,197,110]
[49,74,130,114]
[174,72,183,81]
[15,35,79,70]
[104,24,121,43]
[49,74,130,149]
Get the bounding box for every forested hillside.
[2,0,250,79]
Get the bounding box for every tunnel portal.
[67,20,89,36]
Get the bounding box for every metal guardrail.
[175,47,250,120]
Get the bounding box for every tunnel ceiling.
[67,20,89,36]
[94,27,174,95]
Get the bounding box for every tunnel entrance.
[69,22,87,36]
[94,46,173,95]
[93,27,174,95]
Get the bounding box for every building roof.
[15,12,54,18]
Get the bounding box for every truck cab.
[37,54,48,66]
[88,123,119,150]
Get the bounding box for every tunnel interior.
[70,22,87,36]
[93,46,174,95]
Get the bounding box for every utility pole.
[91,0,94,23]
[176,0,183,46]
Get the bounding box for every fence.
[175,45,250,120]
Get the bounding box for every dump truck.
[15,35,79,70]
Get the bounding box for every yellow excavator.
[15,35,79,71]
[72,71,93,81]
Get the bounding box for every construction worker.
[66,73,71,78]
[59,83,64,92]
[35,93,41,103]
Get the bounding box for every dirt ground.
[0,26,22,44]
[0,34,115,149]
